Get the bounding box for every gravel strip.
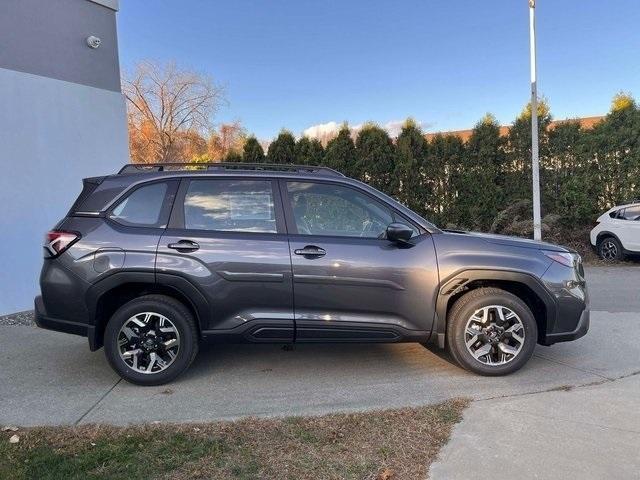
[0,310,34,326]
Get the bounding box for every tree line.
[234,94,640,231]
[124,62,639,232]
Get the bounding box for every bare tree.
[124,61,225,163]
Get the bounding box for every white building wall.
[0,67,129,314]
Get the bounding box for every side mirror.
[386,223,413,244]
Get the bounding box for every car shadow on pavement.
[177,341,467,385]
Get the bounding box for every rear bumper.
[34,295,97,349]
[543,308,590,345]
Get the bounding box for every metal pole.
[529,0,542,240]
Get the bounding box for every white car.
[590,202,640,261]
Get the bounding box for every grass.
[0,399,468,480]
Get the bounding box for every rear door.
[281,179,439,342]
[157,177,294,342]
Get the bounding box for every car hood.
[442,229,570,252]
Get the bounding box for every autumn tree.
[124,61,225,163]
[242,136,265,163]
[207,121,246,160]
[267,130,296,164]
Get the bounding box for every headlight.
[543,250,578,268]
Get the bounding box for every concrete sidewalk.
[429,373,640,480]
[428,266,640,480]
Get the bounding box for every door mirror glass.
[386,223,413,243]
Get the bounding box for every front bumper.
[34,295,97,349]
[543,308,590,345]
[540,259,590,346]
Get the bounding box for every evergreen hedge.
[246,95,640,233]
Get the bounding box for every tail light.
[44,230,80,258]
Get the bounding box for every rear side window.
[110,182,168,227]
[183,179,277,233]
[622,205,640,220]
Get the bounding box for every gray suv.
[36,163,589,385]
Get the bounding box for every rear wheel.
[446,288,537,376]
[597,236,624,262]
[104,295,199,386]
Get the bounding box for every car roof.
[608,201,640,211]
[117,162,345,178]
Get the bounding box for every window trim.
[168,177,286,235]
[279,179,421,239]
[106,179,178,229]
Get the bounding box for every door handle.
[168,240,200,252]
[294,245,326,257]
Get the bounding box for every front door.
[157,177,294,342]
[281,180,439,342]
[614,205,640,251]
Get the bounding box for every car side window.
[110,182,168,227]
[183,179,277,233]
[286,182,399,238]
[622,205,640,221]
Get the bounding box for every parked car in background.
[590,201,640,261]
[36,163,589,385]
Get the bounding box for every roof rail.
[118,162,345,177]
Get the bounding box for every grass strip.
[1,398,468,480]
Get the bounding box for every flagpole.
[529,0,542,240]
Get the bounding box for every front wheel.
[597,236,624,262]
[446,288,537,376]
[104,295,199,386]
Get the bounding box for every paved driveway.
[1,267,638,428]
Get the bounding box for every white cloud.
[301,119,431,143]
[302,121,343,140]
[382,120,405,138]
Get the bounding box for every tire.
[597,236,624,262]
[104,295,199,386]
[446,287,537,376]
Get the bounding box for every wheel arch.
[434,269,556,349]
[86,272,209,351]
[595,230,622,245]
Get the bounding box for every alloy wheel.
[464,305,525,366]
[117,312,181,374]
[601,240,618,261]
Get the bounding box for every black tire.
[446,287,537,376]
[104,295,199,386]
[597,236,624,262]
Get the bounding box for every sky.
[117,0,640,140]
